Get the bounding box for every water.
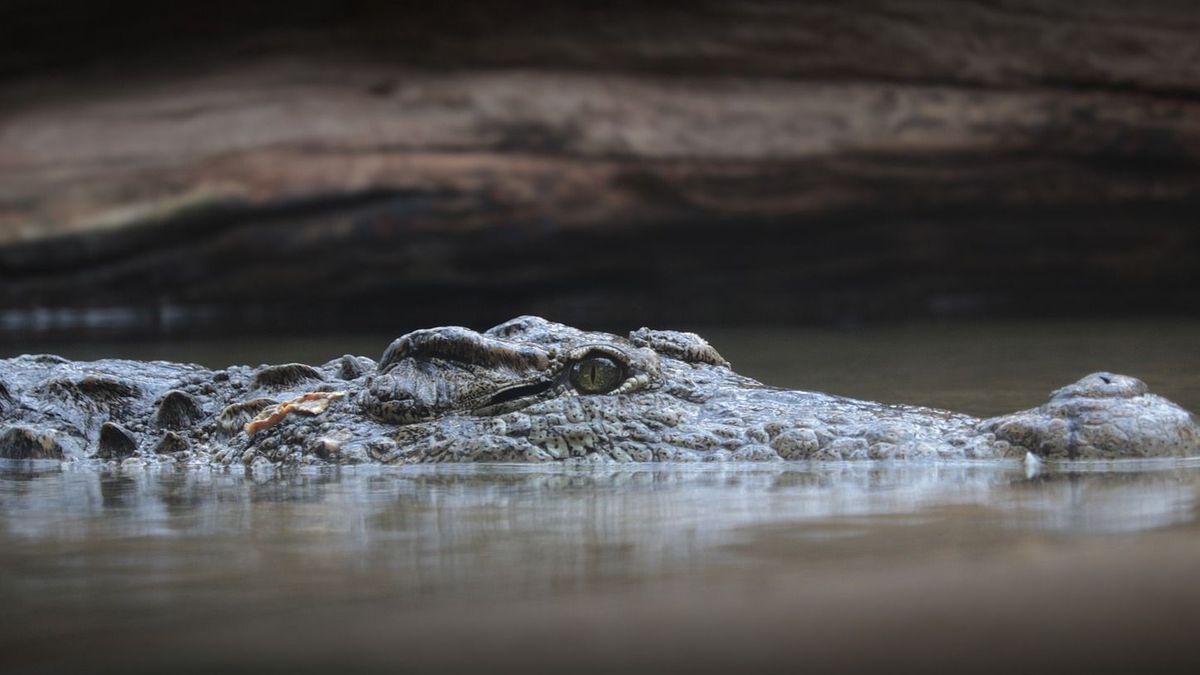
[3,320,1200,674]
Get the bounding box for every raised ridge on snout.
[378,326,553,375]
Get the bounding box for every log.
[2,1,1200,336]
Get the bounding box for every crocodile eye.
[569,356,624,394]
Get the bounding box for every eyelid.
[566,345,630,366]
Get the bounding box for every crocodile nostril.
[1100,376,1111,384]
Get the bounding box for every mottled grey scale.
[154,390,203,430]
[483,315,575,346]
[96,422,137,459]
[483,316,541,339]
[1052,372,1148,400]
[770,428,820,458]
[40,375,141,407]
[153,431,190,454]
[336,354,374,380]
[378,327,550,374]
[733,445,779,461]
[629,327,730,368]
[252,363,324,390]
[0,426,63,460]
[364,358,443,423]
[217,398,276,434]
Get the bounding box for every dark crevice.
[5,1,1200,103]
[486,380,556,407]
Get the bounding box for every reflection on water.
[3,461,1200,672]
[3,462,1200,608]
[5,465,1200,674]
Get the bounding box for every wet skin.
[1,316,1197,467]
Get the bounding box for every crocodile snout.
[983,372,1200,459]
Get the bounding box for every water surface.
[3,320,1200,673]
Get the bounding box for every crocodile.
[1,316,1197,468]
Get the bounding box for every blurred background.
[3,0,1199,342]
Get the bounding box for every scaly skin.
[1,316,1197,467]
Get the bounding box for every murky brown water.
[3,320,1200,674]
